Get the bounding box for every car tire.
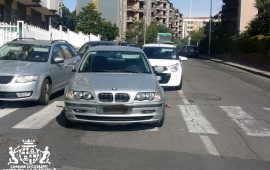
[176,78,183,90]
[38,79,51,105]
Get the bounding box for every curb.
[202,57,270,79]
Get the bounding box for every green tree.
[125,21,145,46]
[189,27,206,45]
[146,22,173,43]
[51,6,76,31]
[76,3,119,40]
[246,0,270,35]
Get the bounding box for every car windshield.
[143,47,177,60]
[0,43,50,62]
[79,51,151,73]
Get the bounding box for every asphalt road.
[0,57,270,170]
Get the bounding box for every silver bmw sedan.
[64,46,165,127]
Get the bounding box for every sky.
[63,0,223,17]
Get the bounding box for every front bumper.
[65,101,165,125]
[157,71,181,87]
[0,81,40,101]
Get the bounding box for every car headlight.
[135,92,161,101]
[15,75,38,83]
[168,63,180,72]
[65,90,93,100]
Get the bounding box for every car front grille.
[0,76,13,84]
[115,93,130,102]
[98,93,130,102]
[98,93,113,102]
[156,73,171,84]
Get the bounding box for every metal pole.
[188,0,192,45]
[143,0,148,45]
[208,0,212,56]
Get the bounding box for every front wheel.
[38,79,51,105]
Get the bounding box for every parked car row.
[0,38,188,127]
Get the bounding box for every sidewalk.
[201,56,270,79]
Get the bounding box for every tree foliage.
[51,6,76,31]
[189,27,206,45]
[146,22,173,43]
[76,3,119,40]
[246,0,270,36]
[125,21,145,46]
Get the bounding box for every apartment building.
[221,0,257,34]
[76,0,183,40]
[0,0,62,29]
[182,17,209,38]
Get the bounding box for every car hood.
[148,59,180,67]
[0,60,47,75]
[70,73,158,92]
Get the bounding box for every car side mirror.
[52,57,64,63]
[179,56,188,61]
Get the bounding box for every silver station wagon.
[64,46,165,127]
[0,39,80,104]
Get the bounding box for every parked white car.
[143,44,185,90]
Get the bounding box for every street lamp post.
[188,0,192,45]
[208,0,212,56]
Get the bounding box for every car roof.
[87,41,115,44]
[89,46,143,52]
[143,44,176,48]
[8,39,69,46]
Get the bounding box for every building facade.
[76,0,183,40]
[0,0,62,29]
[182,17,209,38]
[221,0,257,34]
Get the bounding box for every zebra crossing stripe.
[13,101,64,129]
[220,106,270,137]
[0,108,18,119]
[178,105,218,134]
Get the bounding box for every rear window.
[143,47,177,60]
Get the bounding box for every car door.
[60,44,81,85]
[49,44,66,92]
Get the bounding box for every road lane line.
[263,107,270,112]
[178,90,190,105]
[220,106,270,136]
[178,105,218,134]
[13,101,64,129]
[200,135,219,156]
[0,108,18,119]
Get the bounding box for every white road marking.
[200,135,219,156]
[263,107,270,112]
[13,101,64,129]
[178,90,190,105]
[0,108,18,119]
[220,106,270,136]
[178,105,218,134]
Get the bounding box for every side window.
[60,44,73,59]
[79,44,88,54]
[68,44,78,57]
[51,45,64,61]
